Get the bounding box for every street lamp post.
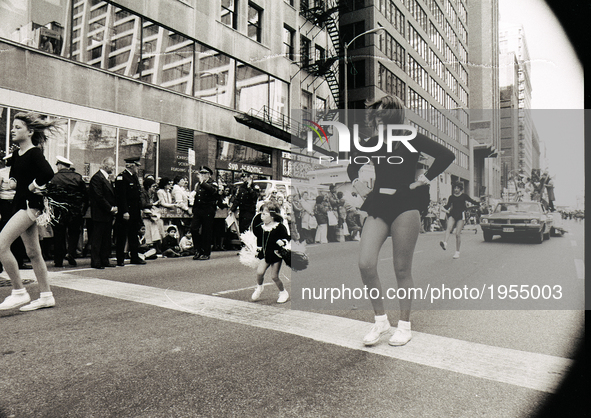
[343,27,385,128]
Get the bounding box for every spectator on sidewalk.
[161,225,182,257]
[50,156,88,267]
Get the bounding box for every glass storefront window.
[118,129,157,178]
[217,139,271,167]
[70,120,117,181]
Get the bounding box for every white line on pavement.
[40,272,572,394]
[574,259,584,280]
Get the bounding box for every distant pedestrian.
[440,181,479,259]
[0,112,61,311]
[250,202,290,304]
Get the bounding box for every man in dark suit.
[50,156,89,267]
[115,156,146,266]
[89,157,118,269]
[191,166,218,260]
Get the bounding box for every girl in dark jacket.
[251,202,290,304]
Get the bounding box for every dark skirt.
[360,186,429,225]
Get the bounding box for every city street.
[0,220,584,417]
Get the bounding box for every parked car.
[479,201,553,243]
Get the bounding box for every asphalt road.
[0,219,585,417]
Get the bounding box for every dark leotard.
[347,132,455,224]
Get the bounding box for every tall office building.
[499,23,538,190]
[340,0,472,201]
[1,0,336,185]
[467,0,501,199]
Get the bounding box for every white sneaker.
[251,285,264,301]
[0,291,30,310]
[20,296,56,312]
[277,290,289,304]
[388,328,412,346]
[363,320,391,346]
[453,251,460,259]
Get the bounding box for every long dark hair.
[13,112,63,146]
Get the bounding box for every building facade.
[0,0,335,187]
[467,0,501,199]
[498,23,538,191]
[340,0,472,201]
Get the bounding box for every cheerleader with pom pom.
[0,112,62,312]
[249,202,290,304]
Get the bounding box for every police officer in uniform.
[191,166,218,260]
[50,156,89,267]
[230,171,259,233]
[114,156,146,266]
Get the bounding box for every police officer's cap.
[240,170,252,178]
[124,156,141,166]
[56,156,73,167]
[198,166,213,175]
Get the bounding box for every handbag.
[327,210,338,226]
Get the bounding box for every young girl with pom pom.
[250,201,290,304]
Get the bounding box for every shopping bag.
[327,210,338,226]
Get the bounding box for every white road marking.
[574,259,585,280]
[39,271,572,394]
[212,282,277,296]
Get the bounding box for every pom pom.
[238,229,260,269]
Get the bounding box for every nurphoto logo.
[306,121,419,165]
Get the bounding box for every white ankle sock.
[13,288,27,295]
[40,292,53,298]
[375,314,388,323]
[397,320,411,330]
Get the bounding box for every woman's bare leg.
[0,211,35,290]
[390,210,421,322]
[20,221,50,293]
[358,216,390,316]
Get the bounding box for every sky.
[498,0,585,207]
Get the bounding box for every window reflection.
[70,120,117,180]
[1,0,290,117]
[195,46,234,107]
[236,63,269,113]
[217,140,272,167]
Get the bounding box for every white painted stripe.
[574,259,585,279]
[39,272,572,394]
[570,240,577,247]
